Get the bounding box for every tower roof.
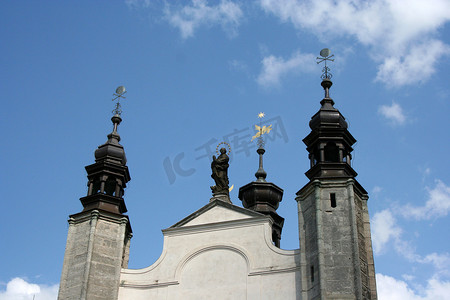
[302,75,358,180]
[79,89,131,216]
[94,114,127,166]
[309,79,348,130]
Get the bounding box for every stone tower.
[296,78,377,299]
[58,114,132,300]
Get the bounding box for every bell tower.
[58,87,132,300]
[296,51,377,299]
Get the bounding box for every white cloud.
[125,0,152,9]
[402,274,416,281]
[259,0,450,87]
[257,51,316,87]
[371,206,450,271]
[0,278,58,300]
[228,59,248,72]
[371,209,402,255]
[419,253,450,275]
[372,186,382,195]
[376,273,450,300]
[378,102,406,125]
[401,180,450,220]
[376,40,450,87]
[164,0,243,39]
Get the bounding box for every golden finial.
[251,112,272,144]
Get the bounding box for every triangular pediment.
[170,199,264,228]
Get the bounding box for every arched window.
[104,178,116,196]
[92,180,101,195]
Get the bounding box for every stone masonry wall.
[354,192,370,299]
[320,182,356,299]
[298,189,320,299]
[58,210,129,300]
[58,217,91,299]
[297,179,377,300]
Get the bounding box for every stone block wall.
[58,210,130,300]
[297,179,377,300]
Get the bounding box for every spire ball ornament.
[112,85,127,116]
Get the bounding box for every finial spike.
[255,147,267,182]
[251,112,273,182]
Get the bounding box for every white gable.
[181,205,253,227]
[120,200,300,300]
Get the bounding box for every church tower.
[58,91,132,300]
[296,57,377,299]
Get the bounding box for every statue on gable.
[210,147,229,196]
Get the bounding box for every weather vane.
[251,112,273,148]
[316,48,334,79]
[112,86,127,115]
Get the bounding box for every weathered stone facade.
[58,210,131,300]
[297,179,376,299]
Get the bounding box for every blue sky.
[1,1,449,299]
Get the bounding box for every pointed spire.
[79,86,131,214]
[252,112,271,181]
[255,146,267,182]
[95,114,127,166]
[302,51,357,180]
[239,113,284,247]
[309,50,348,130]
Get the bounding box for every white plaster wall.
[118,203,301,300]
[182,205,252,226]
[176,249,247,299]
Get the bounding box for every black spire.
[79,91,131,215]
[254,146,267,182]
[303,54,357,180]
[239,116,284,247]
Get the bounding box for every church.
[57,57,377,299]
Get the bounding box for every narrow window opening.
[330,193,337,208]
[313,148,320,165]
[104,178,116,196]
[310,265,315,282]
[92,180,101,194]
